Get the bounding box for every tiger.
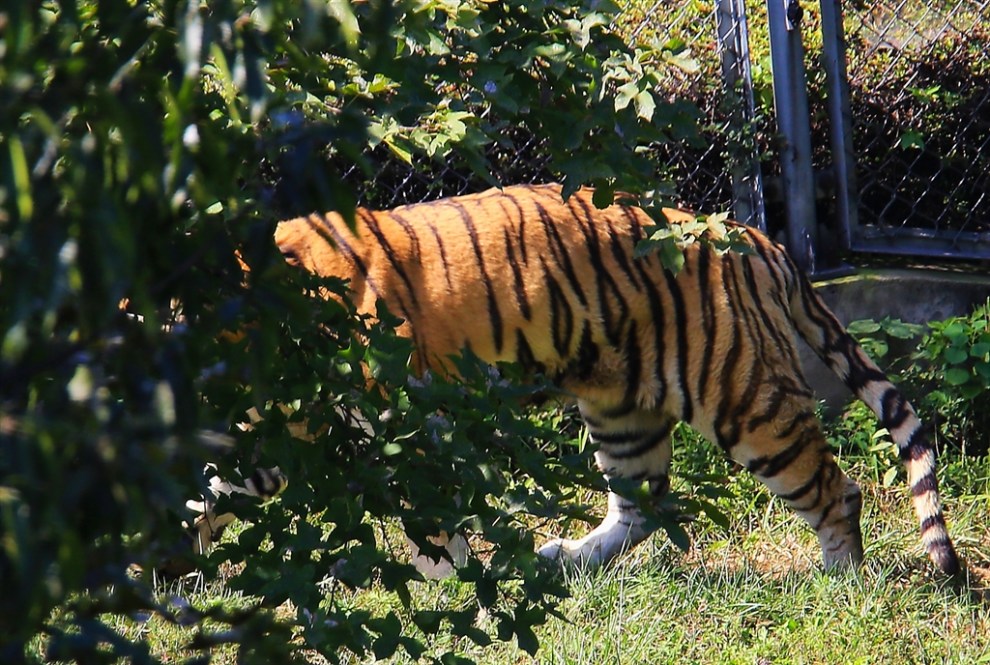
[196,183,960,576]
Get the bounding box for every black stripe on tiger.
[617,320,643,415]
[776,459,827,504]
[762,406,817,442]
[880,387,912,431]
[590,422,672,461]
[426,222,454,293]
[795,465,842,516]
[605,214,643,292]
[504,194,530,265]
[747,384,805,433]
[313,214,383,300]
[573,321,599,381]
[361,209,420,310]
[503,226,532,321]
[899,428,933,462]
[662,267,693,424]
[911,472,938,497]
[570,195,628,346]
[515,329,545,375]
[745,230,792,303]
[920,513,947,535]
[536,202,588,308]
[695,245,718,407]
[544,263,575,358]
[740,257,803,374]
[389,210,423,258]
[632,260,669,410]
[714,256,761,451]
[451,201,504,354]
[746,423,820,478]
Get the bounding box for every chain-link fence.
[622,0,766,225]
[338,124,553,210]
[333,1,989,261]
[337,0,758,220]
[626,0,990,261]
[843,0,990,257]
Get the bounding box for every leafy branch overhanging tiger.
[196,183,961,577]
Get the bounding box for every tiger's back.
[276,185,772,395]
[274,183,959,575]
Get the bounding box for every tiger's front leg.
[161,464,288,576]
[538,405,675,567]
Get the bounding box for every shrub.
[911,301,990,457]
[0,0,703,661]
[846,303,990,463]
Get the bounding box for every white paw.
[538,538,601,568]
[407,532,468,580]
[537,539,567,561]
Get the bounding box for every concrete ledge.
[801,268,990,411]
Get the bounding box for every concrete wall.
[800,269,990,411]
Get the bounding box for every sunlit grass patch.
[94,447,990,665]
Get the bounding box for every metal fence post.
[766,0,818,272]
[716,0,767,232]
[819,0,858,252]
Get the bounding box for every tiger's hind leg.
[725,393,864,570]
[538,402,675,567]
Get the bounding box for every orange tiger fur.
[273,183,959,575]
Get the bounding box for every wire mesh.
[330,1,989,260]
[335,1,755,219]
[843,0,990,249]
[622,0,763,217]
[339,125,555,210]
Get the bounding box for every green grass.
[101,453,990,664]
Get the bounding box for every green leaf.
[867,340,889,359]
[635,90,656,121]
[882,319,923,339]
[898,130,925,150]
[450,609,491,646]
[662,520,691,551]
[327,0,361,50]
[700,499,730,530]
[882,466,899,487]
[516,625,539,656]
[941,322,968,343]
[945,368,971,385]
[847,320,882,335]
[533,43,567,60]
[592,185,615,209]
[960,383,984,399]
[659,239,686,274]
[6,136,32,222]
[413,610,444,634]
[664,48,700,74]
[870,427,891,441]
[615,81,639,111]
[943,346,969,364]
[400,636,426,660]
[384,136,414,164]
[475,576,497,608]
[369,612,403,660]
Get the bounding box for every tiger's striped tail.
[788,274,961,576]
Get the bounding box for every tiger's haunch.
[274,183,960,575]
